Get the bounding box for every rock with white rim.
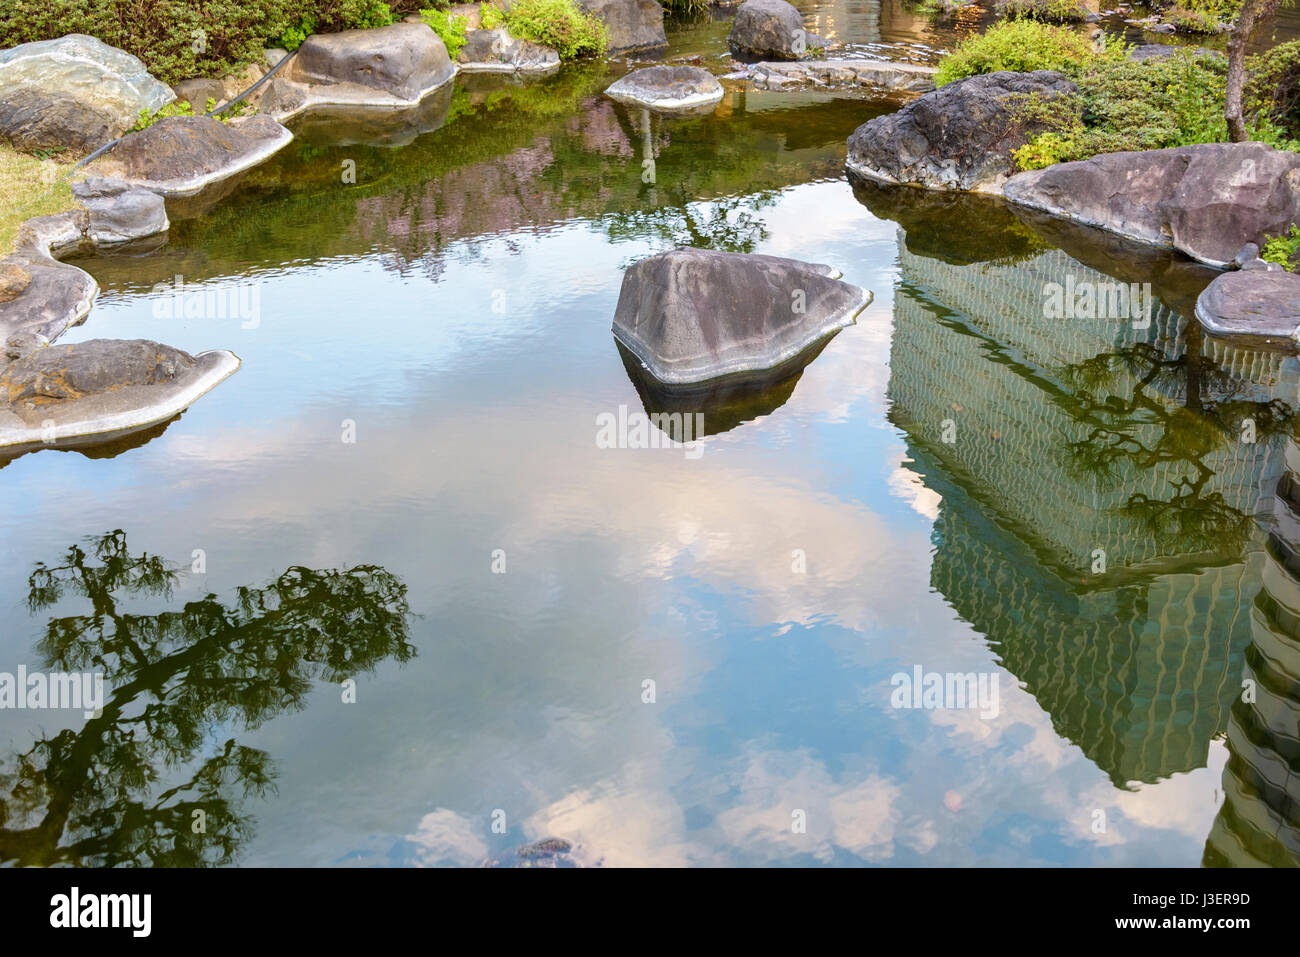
[747,59,936,93]
[728,0,820,60]
[0,34,174,152]
[612,248,871,386]
[260,23,456,121]
[87,114,293,197]
[0,338,240,452]
[71,177,169,245]
[1194,270,1300,347]
[605,66,724,114]
[457,28,560,73]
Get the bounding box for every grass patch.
[0,145,78,257]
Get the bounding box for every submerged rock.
[1002,142,1300,266]
[728,0,822,60]
[87,114,293,197]
[846,70,1078,193]
[747,59,936,93]
[0,338,240,451]
[0,34,174,153]
[605,66,723,113]
[611,248,870,386]
[576,0,667,54]
[1195,270,1300,347]
[260,23,456,121]
[481,836,590,867]
[457,27,560,73]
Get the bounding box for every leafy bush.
[1262,224,1300,270]
[1246,40,1300,140]
[934,20,1121,86]
[1157,0,1239,33]
[419,7,468,59]
[995,0,1088,23]
[504,0,607,59]
[0,0,423,85]
[479,1,504,28]
[1010,50,1298,170]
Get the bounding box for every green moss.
[503,0,607,59]
[419,7,468,59]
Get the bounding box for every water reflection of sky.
[5,0,1298,866]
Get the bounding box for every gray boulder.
[261,23,456,121]
[71,177,168,245]
[611,248,871,386]
[728,0,819,60]
[0,34,174,153]
[1194,270,1300,346]
[1002,142,1300,266]
[0,338,240,451]
[847,70,1078,193]
[576,0,667,54]
[457,28,560,73]
[605,66,724,114]
[88,115,293,197]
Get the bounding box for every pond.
[1,0,1297,867]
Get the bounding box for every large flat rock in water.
[748,59,936,93]
[0,338,239,450]
[0,34,174,152]
[261,22,456,120]
[88,115,293,196]
[1195,269,1300,347]
[605,66,723,114]
[1003,142,1300,266]
[612,248,871,386]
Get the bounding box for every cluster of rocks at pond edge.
[605,66,723,115]
[728,0,826,60]
[612,248,871,390]
[845,66,1300,348]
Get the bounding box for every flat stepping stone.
[87,114,293,197]
[1195,269,1300,347]
[748,59,935,93]
[605,66,723,113]
[612,248,871,386]
[0,338,239,452]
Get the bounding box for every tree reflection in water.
[0,531,414,867]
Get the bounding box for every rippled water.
[2,0,1298,867]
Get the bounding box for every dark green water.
[2,0,1298,867]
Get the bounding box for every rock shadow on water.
[0,415,176,469]
[617,336,828,438]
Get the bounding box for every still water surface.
[1,0,1298,866]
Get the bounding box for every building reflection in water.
[880,211,1300,790]
[1203,438,1300,866]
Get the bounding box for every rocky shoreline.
[1,0,1297,455]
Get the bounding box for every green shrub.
[995,0,1088,23]
[658,0,710,14]
[934,20,1121,87]
[419,7,468,59]
[1263,224,1300,270]
[504,0,607,59]
[479,1,504,28]
[1246,40,1300,140]
[0,0,423,85]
